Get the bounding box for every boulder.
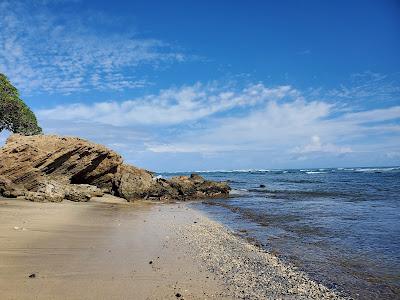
[112,164,155,201]
[24,180,65,202]
[64,184,104,202]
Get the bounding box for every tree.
[0,73,42,135]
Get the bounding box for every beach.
[0,197,341,300]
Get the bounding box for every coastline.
[0,197,341,299]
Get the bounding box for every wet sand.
[0,197,342,299]
[0,197,226,299]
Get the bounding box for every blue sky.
[0,0,399,171]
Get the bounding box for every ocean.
[160,167,400,299]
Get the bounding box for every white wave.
[306,171,327,174]
[194,169,259,173]
[194,169,277,173]
[194,169,231,173]
[229,189,249,196]
[355,167,400,172]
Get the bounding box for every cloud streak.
[38,83,295,125]
[0,1,185,94]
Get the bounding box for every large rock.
[113,164,156,201]
[0,134,230,202]
[0,134,122,192]
[167,174,230,200]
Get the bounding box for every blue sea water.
[160,167,400,299]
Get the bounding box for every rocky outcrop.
[167,174,230,199]
[0,134,230,202]
[111,166,230,202]
[0,134,122,192]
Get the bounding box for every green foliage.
[0,73,42,135]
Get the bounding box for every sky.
[0,0,399,171]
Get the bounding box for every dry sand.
[0,197,342,300]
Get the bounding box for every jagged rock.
[168,174,230,199]
[0,134,230,202]
[0,175,24,197]
[113,168,230,202]
[0,134,122,193]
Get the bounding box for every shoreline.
[175,204,342,300]
[0,197,341,299]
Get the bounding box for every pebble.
[175,210,343,300]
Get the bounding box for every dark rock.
[167,173,230,200]
[175,293,182,298]
[259,184,266,188]
[28,273,36,278]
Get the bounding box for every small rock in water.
[259,184,266,188]
[28,273,36,278]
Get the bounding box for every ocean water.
[160,167,400,299]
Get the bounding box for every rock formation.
[0,134,230,202]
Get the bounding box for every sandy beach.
[0,197,341,300]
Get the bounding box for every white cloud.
[125,83,399,157]
[37,83,295,125]
[0,1,185,94]
[325,71,400,103]
[144,97,335,154]
[35,80,400,169]
[338,106,400,123]
[291,135,352,155]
